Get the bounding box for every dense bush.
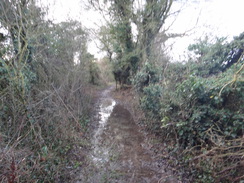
[133,33,244,181]
[153,57,243,180]
[161,70,244,146]
[140,84,162,117]
[133,62,161,92]
[89,59,101,85]
[0,2,97,181]
[188,32,244,77]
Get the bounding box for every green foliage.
[188,36,229,76]
[161,67,244,146]
[97,58,114,84]
[96,0,173,81]
[188,32,244,77]
[0,2,95,182]
[89,60,101,85]
[110,22,139,84]
[133,31,244,181]
[158,61,244,181]
[133,62,161,92]
[133,62,162,130]
[140,84,162,117]
[0,56,36,125]
[110,22,133,52]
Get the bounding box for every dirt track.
[75,86,179,183]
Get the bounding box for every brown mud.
[74,86,180,183]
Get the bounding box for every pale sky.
[166,0,244,60]
[39,0,244,61]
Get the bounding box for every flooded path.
[91,88,116,165]
[77,86,177,183]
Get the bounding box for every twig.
[51,84,80,126]
[219,51,244,97]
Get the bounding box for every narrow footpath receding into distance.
[76,86,179,183]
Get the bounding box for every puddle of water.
[79,87,179,183]
[91,97,116,165]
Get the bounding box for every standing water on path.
[78,87,178,183]
[91,89,116,165]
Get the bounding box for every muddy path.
[76,86,179,183]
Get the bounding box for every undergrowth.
[134,60,244,182]
[0,60,96,182]
[0,6,100,180]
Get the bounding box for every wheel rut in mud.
[77,86,177,183]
